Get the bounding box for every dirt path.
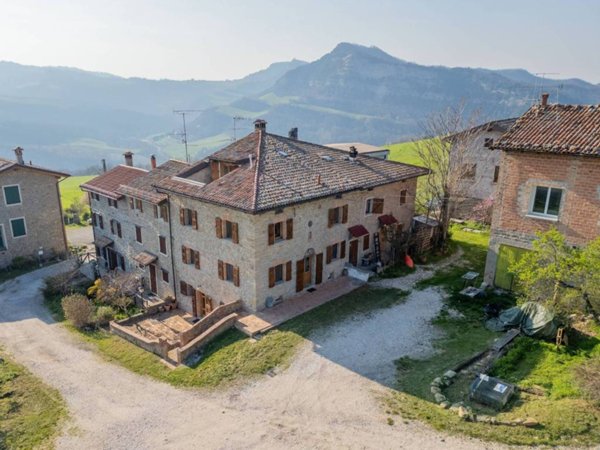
[0,262,505,449]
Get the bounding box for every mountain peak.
[327,42,402,64]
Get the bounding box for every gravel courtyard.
[0,262,505,449]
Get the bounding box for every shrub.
[87,279,101,298]
[10,256,35,271]
[95,306,115,326]
[61,294,94,328]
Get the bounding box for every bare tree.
[413,102,485,249]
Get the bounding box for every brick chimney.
[123,151,133,167]
[254,119,267,132]
[101,159,107,173]
[150,155,157,169]
[541,92,549,107]
[288,127,298,140]
[13,147,24,165]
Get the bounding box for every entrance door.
[106,248,118,270]
[195,289,214,317]
[303,255,312,287]
[148,264,157,294]
[315,253,323,285]
[349,240,359,266]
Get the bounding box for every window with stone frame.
[3,185,21,205]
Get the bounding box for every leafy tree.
[511,228,599,323]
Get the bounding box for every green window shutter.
[3,186,21,205]
[0,226,5,249]
[10,218,26,237]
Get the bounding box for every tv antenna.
[534,72,560,104]
[173,109,202,162]
[232,116,252,141]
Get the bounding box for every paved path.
[0,263,504,450]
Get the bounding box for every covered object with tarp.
[486,302,558,339]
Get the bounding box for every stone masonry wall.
[0,167,67,268]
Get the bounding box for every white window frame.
[528,185,563,221]
[3,184,22,206]
[9,217,27,238]
[0,224,7,250]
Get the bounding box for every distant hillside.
[187,43,600,145]
[1,43,599,171]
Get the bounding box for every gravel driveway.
[0,262,504,450]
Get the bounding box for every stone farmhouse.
[82,120,428,317]
[484,95,600,289]
[0,147,69,269]
[448,118,516,219]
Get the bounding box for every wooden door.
[315,253,323,285]
[349,240,359,266]
[303,255,312,287]
[107,248,118,270]
[149,264,157,294]
[296,259,304,292]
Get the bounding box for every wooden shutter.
[110,220,115,234]
[215,217,223,238]
[99,216,104,229]
[296,259,304,292]
[373,198,384,214]
[192,211,198,230]
[232,222,239,244]
[342,204,349,223]
[181,245,188,263]
[233,266,240,287]
[117,222,122,238]
[153,205,158,218]
[268,223,275,245]
[206,296,214,314]
[194,251,201,270]
[328,208,335,228]
[268,267,276,288]
[129,197,134,209]
[92,213,97,227]
[138,200,143,213]
[285,218,294,240]
[363,234,370,251]
[326,245,333,264]
[340,241,346,259]
[217,260,224,280]
[285,261,292,281]
[315,253,323,285]
[179,208,185,225]
[180,280,188,296]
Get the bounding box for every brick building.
[484,96,600,289]
[83,120,428,315]
[0,147,69,268]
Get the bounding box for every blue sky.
[1,0,598,82]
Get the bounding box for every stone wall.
[174,313,238,363]
[179,299,242,345]
[485,152,600,284]
[0,167,67,268]
[90,194,175,300]
[109,318,175,359]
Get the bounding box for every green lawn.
[385,224,600,447]
[0,351,67,449]
[46,285,407,390]
[387,140,425,166]
[59,176,94,225]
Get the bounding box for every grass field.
[59,175,93,210]
[387,140,425,166]
[385,224,600,447]
[0,351,67,449]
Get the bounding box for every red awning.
[378,214,398,226]
[348,224,369,238]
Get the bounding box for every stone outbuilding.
[0,147,69,268]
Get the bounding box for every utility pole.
[173,110,202,162]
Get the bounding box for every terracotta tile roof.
[491,104,600,156]
[0,158,68,178]
[94,235,114,248]
[133,251,157,266]
[156,131,428,213]
[80,165,148,200]
[348,224,369,238]
[116,160,189,204]
[378,214,398,226]
[326,142,389,154]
